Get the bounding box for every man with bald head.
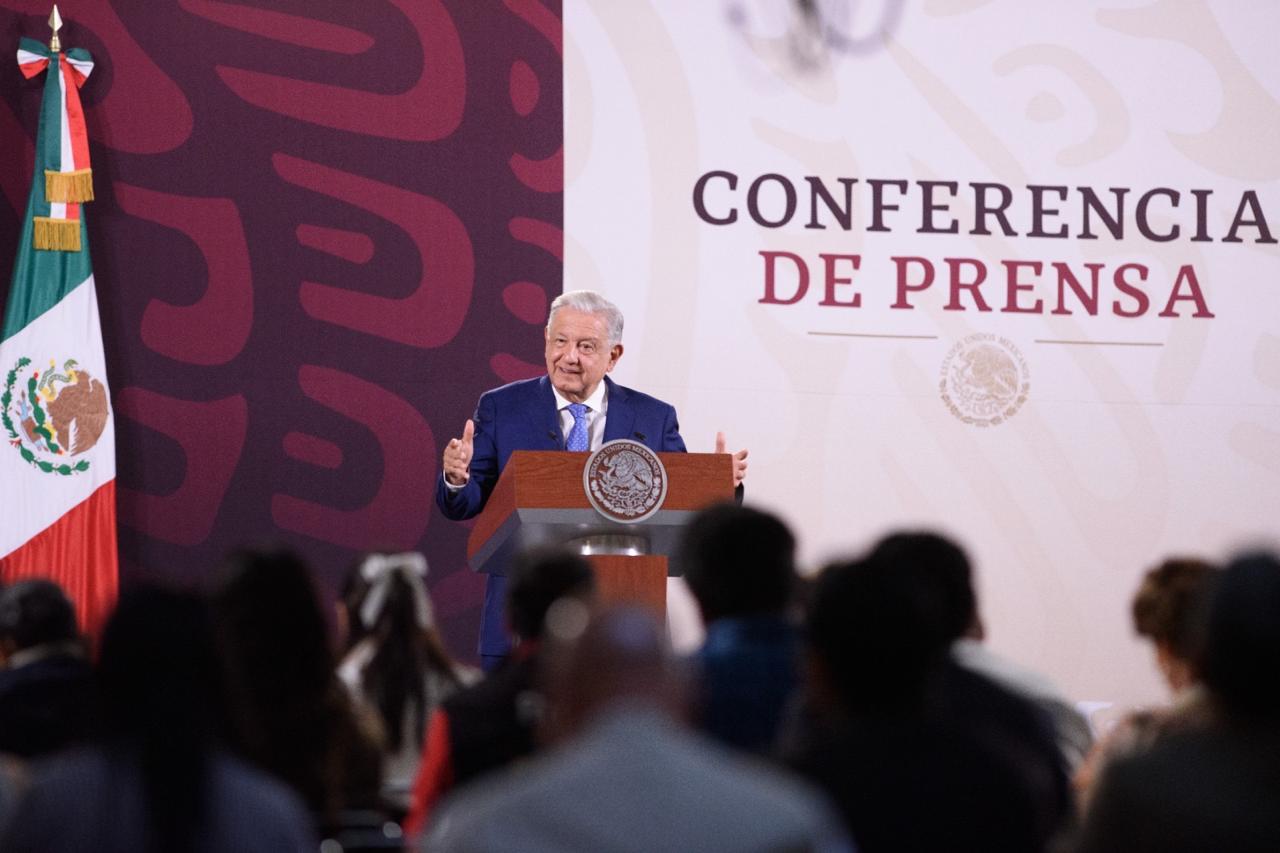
[437,290,748,668]
[424,606,847,852]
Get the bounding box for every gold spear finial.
[48,5,63,54]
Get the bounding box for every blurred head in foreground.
[1131,558,1218,695]
[807,548,961,718]
[541,604,687,741]
[98,585,223,850]
[678,503,797,624]
[210,546,380,821]
[867,531,980,644]
[0,579,80,662]
[506,546,596,647]
[1200,550,1280,722]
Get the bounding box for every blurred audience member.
[870,532,1093,770]
[211,548,382,831]
[403,547,595,838]
[425,605,849,853]
[678,503,802,753]
[785,547,1071,852]
[0,579,96,758]
[1075,557,1218,804]
[337,551,478,814]
[1131,558,1217,700]
[1078,551,1280,853]
[0,586,314,852]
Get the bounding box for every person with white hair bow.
[336,552,478,815]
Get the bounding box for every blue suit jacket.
[436,375,686,656]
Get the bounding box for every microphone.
[633,432,646,441]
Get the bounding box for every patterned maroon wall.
[0,0,562,661]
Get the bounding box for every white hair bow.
[358,552,432,631]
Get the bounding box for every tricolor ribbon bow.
[16,37,95,252]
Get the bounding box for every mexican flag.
[0,37,116,633]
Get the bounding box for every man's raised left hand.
[715,431,748,487]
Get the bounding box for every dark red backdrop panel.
[0,0,562,661]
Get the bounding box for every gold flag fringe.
[33,216,82,252]
[44,168,94,204]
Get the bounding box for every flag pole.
[3,3,118,635]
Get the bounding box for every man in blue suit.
[437,290,748,669]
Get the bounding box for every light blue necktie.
[566,403,589,451]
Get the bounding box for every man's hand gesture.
[715,431,749,487]
[443,419,474,486]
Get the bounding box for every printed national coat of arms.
[2,355,108,475]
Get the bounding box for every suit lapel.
[602,376,637,444]
[530,376,564,449]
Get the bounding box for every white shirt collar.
[551,378,608,413]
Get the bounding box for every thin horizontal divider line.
[808,331,939,340]
[1034,339,1164,347]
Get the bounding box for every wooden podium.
[466,450,734,615]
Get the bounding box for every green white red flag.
[1,36,117,633]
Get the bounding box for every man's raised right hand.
[442,419,474,486]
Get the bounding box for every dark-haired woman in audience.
[1075,557,1219,807]
[336,551,477,815]
[1077,551,1280,852]
[210,547,384,833]
[0,586,314,852]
